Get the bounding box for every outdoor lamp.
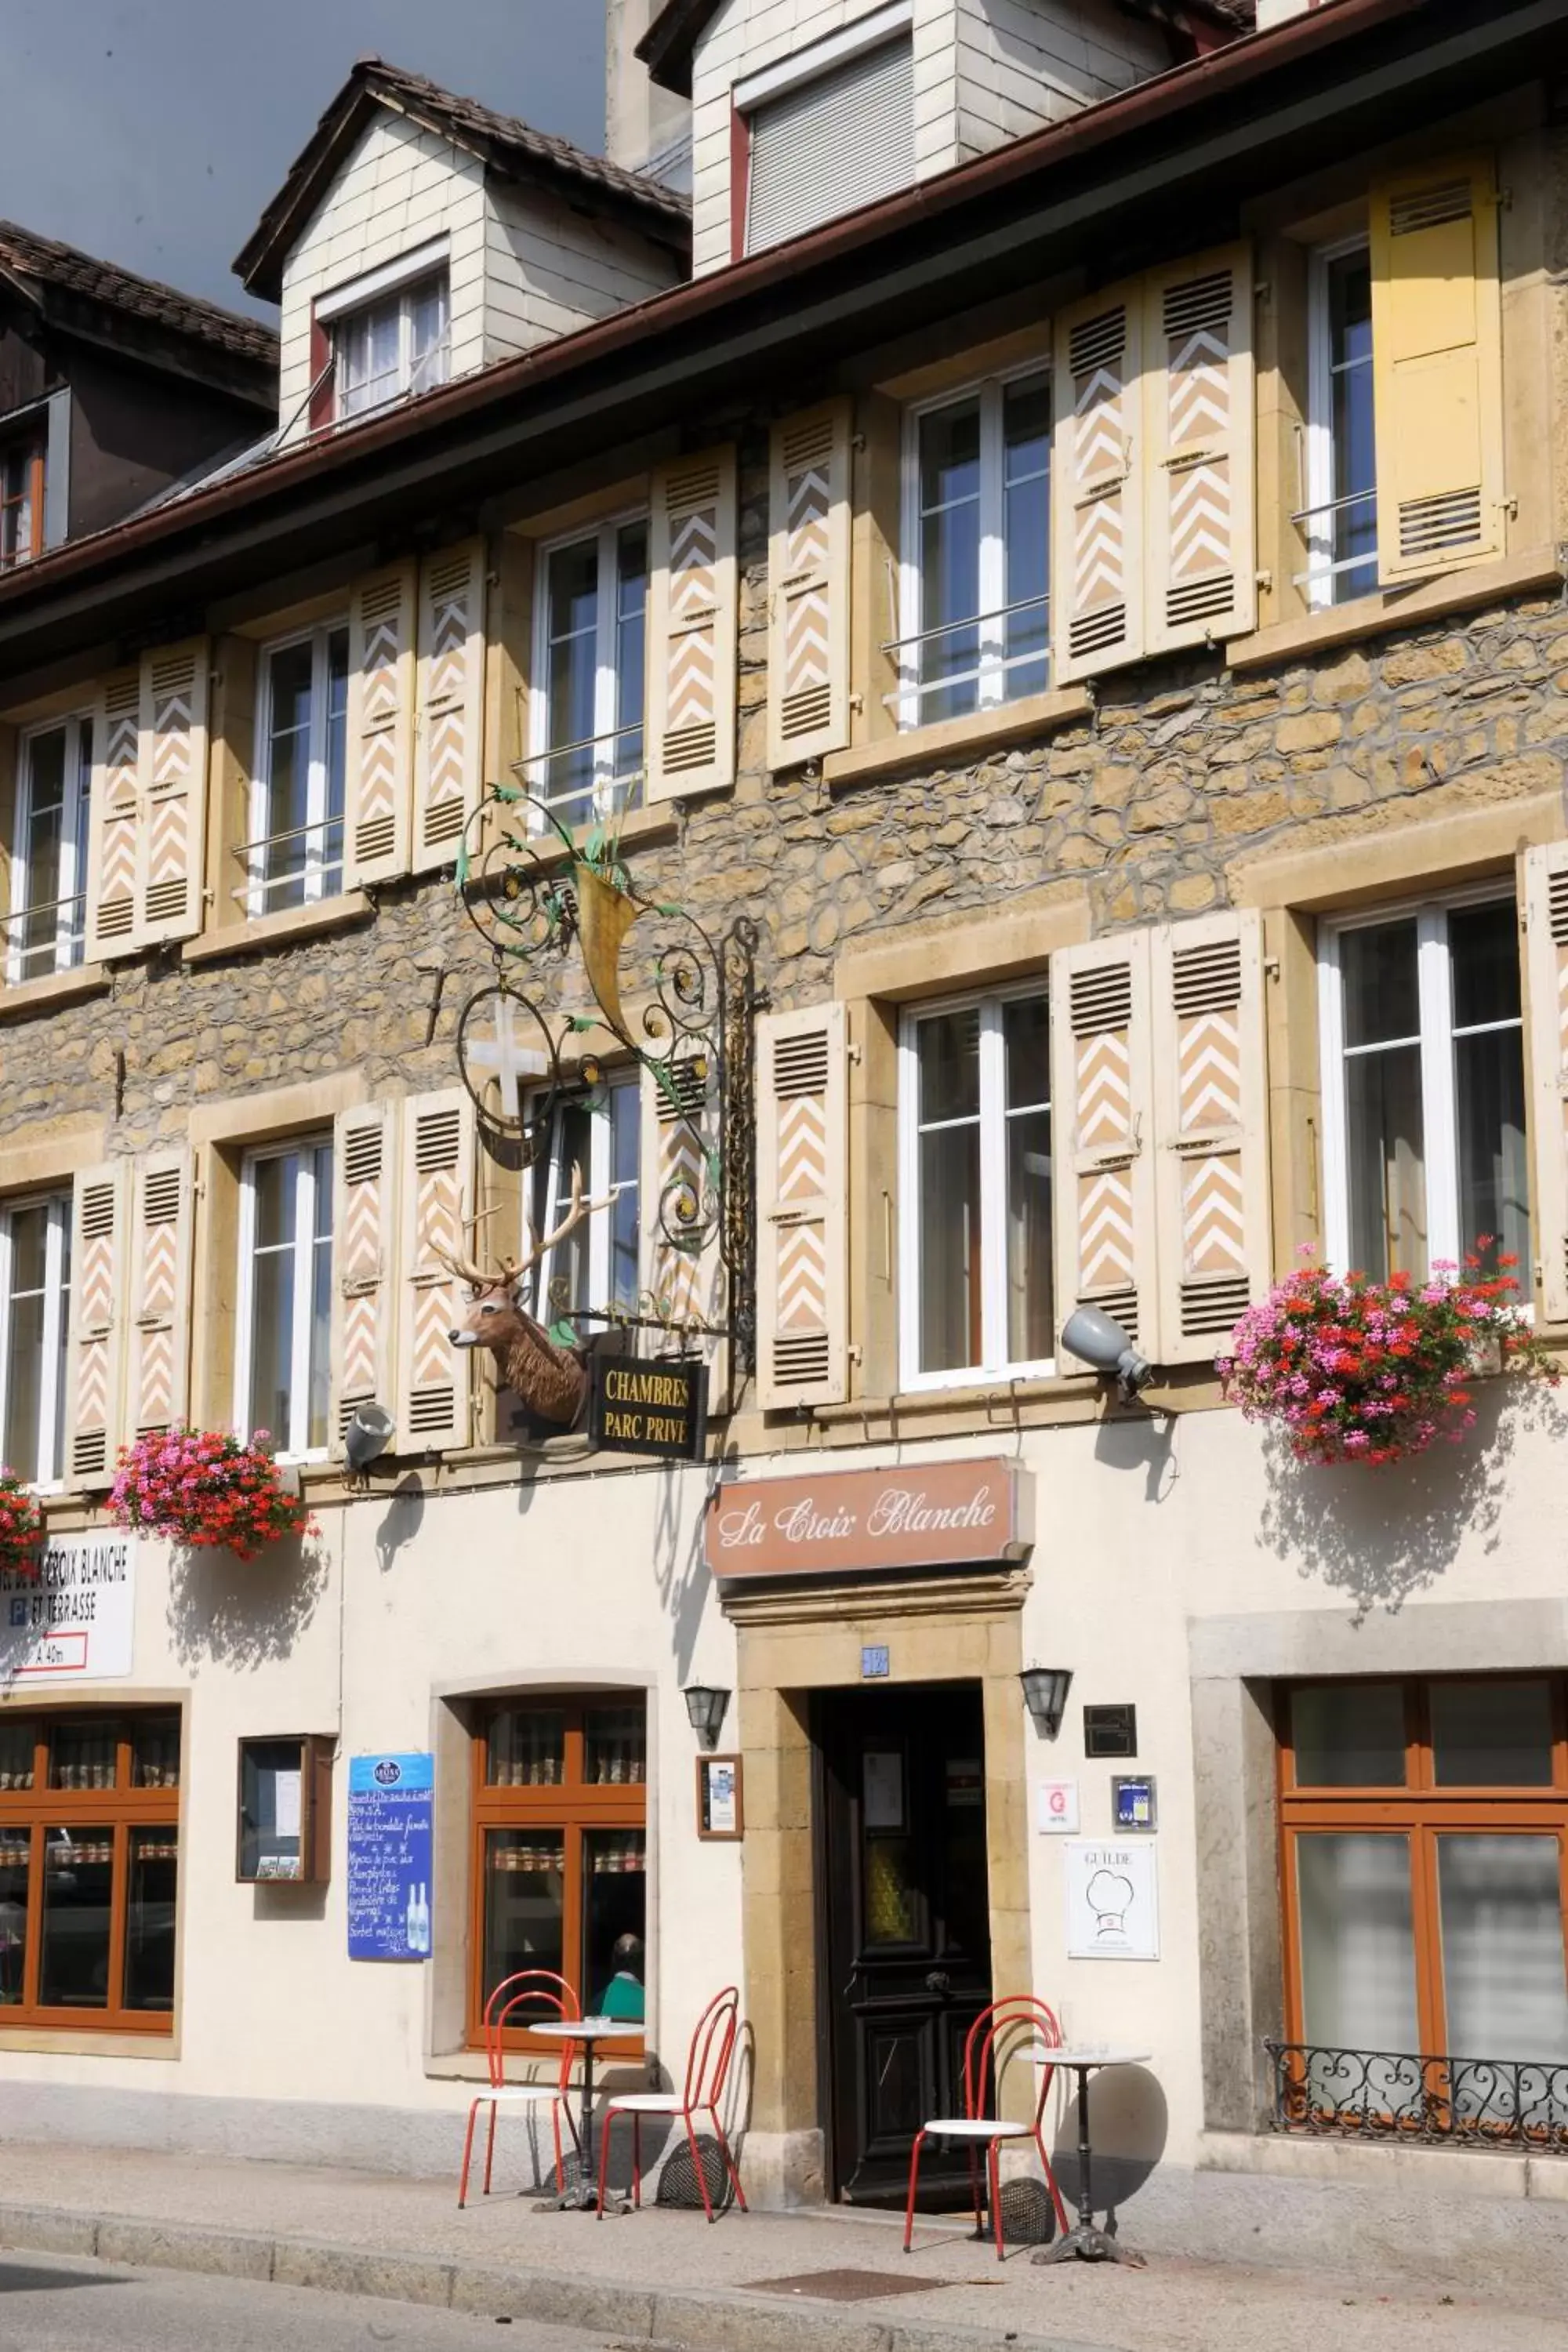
[1019,1667,1073,1740]
[344,1402,396,1480]
[683,1685,731,1749]
[1060,1305,1156,1405]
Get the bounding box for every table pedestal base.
[1033,2223,1145,2267]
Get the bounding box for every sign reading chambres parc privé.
[704,1459,1033,1580]
[588,1356,709,1462]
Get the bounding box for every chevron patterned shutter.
[1142,247,1255,655]
[413,538,487,873]
[136,640,209,945]
[1370,158,1504,586]
[330,1100,401,1457]
[396,1090,474,1452]
[85,666,143,958]
[767,401,852,770]
[1050,933,1158,1367]
[126,1149,194,1439]
[345,561,416,887]
[1524,844,1568,1326]
[638,1056,729,1414]
[1150,909,1270,1365]
[1052,284,1144,684]
[64,1160,129,1489]
[647,445,738,802]
[756,1001,848,1410]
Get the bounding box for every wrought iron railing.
[1265,2041,1568,2152]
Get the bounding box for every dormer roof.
[0,218,277,401]
[234,57,692,303]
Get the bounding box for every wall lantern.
[344,1402,396,1483]
[684,1685,731,1749]
[1019,1667,1073,1740]
[1060,1306,1155,1405]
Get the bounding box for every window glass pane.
[39,1827,114,2009]
[615,522,648,793]
[584,1829,645,2019]
[1449,904,1528,1275]
[1291,1683,1407,1786]
[608,1083,641,1312]
[4,1201,49,1476]
[535,1100,594,1316]
[1430,1680,1554,1788]
[919,401,981,723]
[1297,1833,1418,2051]
[263,641,314,907]
[67,720,92,966]
[1003,375,1050,702]
[918,1007,980,1124]
[919,1124,980,1374]
[486,1705,565,1787]
[1342,920,1419,1047]
[584,1705,647,1786]
[483,1828,564,2002]
[49,1719,118,1791]
[20,728,66,978]
[0,1718,37,1790]
[322,628,350,889]
[544,539,599,814]
[1005,1108,1052,1364]
[1450,902,1522,1030]
[131,1714,181,1790]
[339,298,401,415]
[1438,1835,1568,2062]
[248,1155,297,1446]
[408,278,449,393]
[1327,250,1377,604]
[124,1828,177,2013]
[239,1739,305,1882]
[0,1831,27,2005]
[1345,1044,1426,1282]
[308,1144,333,1451]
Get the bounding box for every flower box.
[110,1429,314,1560]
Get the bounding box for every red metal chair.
[903,1995,1072,2260]
[457,1969,580,2208]
[595,1985,748,2223]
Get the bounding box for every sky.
[0,0,606,319]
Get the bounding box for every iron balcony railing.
[1265,2040,1568,2153]
[515,724,645,819]
[2,886,85,982]
[229,812,345,907]
[1291,486,1378,591]
[881,592,1050,711]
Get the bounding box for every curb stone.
[0,2201,1106,2352]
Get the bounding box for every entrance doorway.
[815,1681,993,2204]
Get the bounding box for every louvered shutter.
[746,36,913,253]
[1050,934,1158,1366]
[396,1091,475,1452]
[1143,249,1255,654]
[330,1101,401,1457]
[755,1002,848,1410]
[1150,910,1270,1364]
[647,447,738,802]
[64,1161,129,1489]
[1524,844,1568,1326]
[85,666,143,958]
[1052,285,1145,683]
[126,1149,194,1439]
[639,1055,729,1414]
[345,562,416,887]
[413,538,487,873]
[1370,158,1504,584]
[136,641,209,945]
[767,401,852,771]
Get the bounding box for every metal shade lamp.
[343,1402,396,1484]
[683,1684,731,1749]
[1060,1306,1155,1405]
[1019,1667,1073,1740]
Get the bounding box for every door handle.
[925,1969,952,1996]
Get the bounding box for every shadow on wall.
[376,1472,426,1573]
[1256,1378,1566,1620]
[652,1450,718,1686]
[1050,2062,1168,2215]
[165,1530,329,1669]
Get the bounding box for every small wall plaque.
[696,1754,743,1840]
[861,1645,890,1680]
[1083,1703,1138,1759]
[1112,1774,1156,1830]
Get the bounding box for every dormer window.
[740,2,914,256]
[0,424,45,571]
[314,238,452,425]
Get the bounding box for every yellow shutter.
[330,1100,401,1457]
[646,445,738,801]
[1150,909,1271,1365]
[344,561,416,887]
[64,1160,129,1488]
[126,1148,194,1439]
[1051,281,1144,684]
[85,666,143,958]
[767,401,852,770]
[395,1089,475,1452]
[638,1056,729,1415]
[413,537,487,873]
[1049,931,1158,1365]
[1370,157,1504,584]
[136,640,209,945]
[755,1001,849,1410]
[1524,843,1568,1326]
[1143,245,1255,655]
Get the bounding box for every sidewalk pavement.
[0,2140,1563,2352]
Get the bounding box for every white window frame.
[527,511,648,829]
[1302,234,1375,611]
[1317,882,1525,1281]
[896,363,1050,731]
[247,621,349,916]
[332,267,450,422]
[528,1074,641,1322]
[233,1140,332,1463]
[0,1191,70,1491]
[898,982,1054,1393]
[8,713,90,984]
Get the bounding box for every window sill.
[824,687,1091,790]
[0,2024,178,2059]
[1198,2128,1567,2203]
[519,807,681,877]
[1226,548,1562,673]
[183,892,374,965]
[0,964,112,1022]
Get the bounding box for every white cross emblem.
[463,992,548,1127]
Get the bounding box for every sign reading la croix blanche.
[703,1458,1033,1581]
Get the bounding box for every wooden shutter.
[330,1101,401,1457]
[1370,158,1504,584]
[345,561,416,887]
[413,537,487,873]
[639,1055,730,1414]
[1050,933,1158,1366]
[136,640,209,945]
[85,665,143,958]
[647,445,738,801]
[767,401,852,769]
[1143,247,1255,654]
[1150,909,1270,1365]
[1524,844,1568,1326]
[64,1160,129,1489]
[126,1149,194,1439]
[1052,284,1144,683]
[396,1090,474,1452]
[755,1002,848,1410]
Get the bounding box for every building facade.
[0,0,1566,2277]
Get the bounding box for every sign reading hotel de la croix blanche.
[702,1458,1034,1581]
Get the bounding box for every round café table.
[528,2016,636,2211]
[1029,2048,1152,2267]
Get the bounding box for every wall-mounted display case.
[237,1735,333,1884]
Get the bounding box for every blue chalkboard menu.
[347,1753,434,1961]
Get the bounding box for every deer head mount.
[431,1164,616,1429]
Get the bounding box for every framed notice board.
[696,1754,743,1840]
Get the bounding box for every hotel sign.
[589,1356,709,1462]
[704,1458,1033,1581]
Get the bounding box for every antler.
[512,1162,618,1280]
[429,1235,492,1287]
